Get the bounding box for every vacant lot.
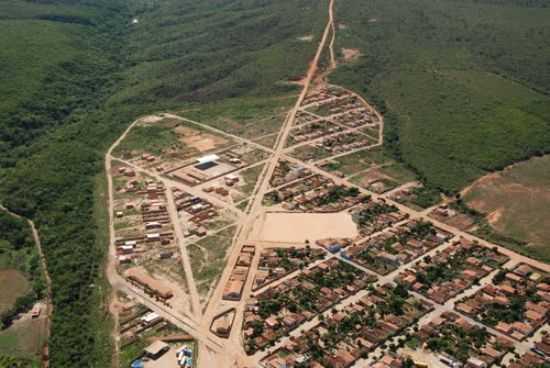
[188,226,236,301]
[258,212,358,243]
[113,119,233,162]
[463,155,550,258]
[182,95,296,139]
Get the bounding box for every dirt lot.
[463,155,550,249]
[0,269,30,314]
[257,212,358,243]
[175,126,228,152]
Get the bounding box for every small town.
[98,70,550,367]
[2,0,550,367]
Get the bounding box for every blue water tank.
[131,359,144,368]
[328,244,341,253]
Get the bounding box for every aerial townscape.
[1,0,550,367]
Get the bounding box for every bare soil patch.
[297,34,313,42]
[140,115,163,124]
[257,212,358,243]
[341,48,361,62]
[175,126,228,152]
[463,155,550,247]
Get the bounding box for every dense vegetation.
[0,354,37,368]
[0,0,330,366]
[331,0,550,192]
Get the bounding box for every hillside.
[331,0,550,192]
[0,0,330,366]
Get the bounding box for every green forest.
[332,0,550,192]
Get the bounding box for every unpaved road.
[102,0,550,364]
[0,204,53,368]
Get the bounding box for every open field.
[113,118,232,161]
[0,317,47,365]
[0,270,30,315]
[463,155,550,260]
[181,95,296,139]
[332,0,550,192]
[320,146,399,176]
[188,226,236,300]
[237,164,265,199]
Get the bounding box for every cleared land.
[0,270,29,315]
[257,211,358,243]
[463,155,550,258]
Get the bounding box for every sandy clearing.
[175,126,228,152]
[297,34,314,42]
[341,48,361,62]
[140,115,164,124]
[487,208,503,226]
[464,155,550,246]
[257,211,358,243]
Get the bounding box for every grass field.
[188,226,236,300]
[331,0,550,192]
[113,124,181,157]
[463,155,550,260]
[0,270,30,315]
[182,94,296,139]
[0,317,46,366]
[238,164,265,199]
[322,147,395,176]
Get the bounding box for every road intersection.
[104,0,550,366]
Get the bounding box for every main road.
[198,0,338,354]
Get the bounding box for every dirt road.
[198,0,338,358]
[102,0,550,364]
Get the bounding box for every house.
[144,340,169,360]
[224,174,239,186]
[223,280,244,301]
[31,304,41,318]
